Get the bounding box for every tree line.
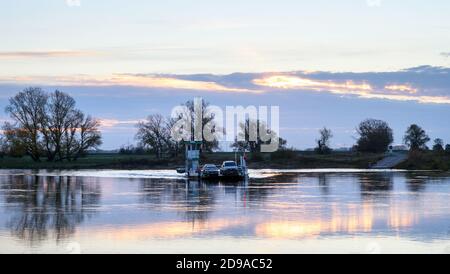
[128,100,221,159]
[0,88,102,161]
[315,119,450,154]
[2,88,448,161]
[129,102,287,158]
[130,109,449,158]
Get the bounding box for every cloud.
[384,84,417,94]
[0,74,259,93]
[1,66,450,104]
[112,74,259,93]
[99,119,142,128]
[253,75,373,92]
[0,50,97,60]
[253,74,450,104]
[441,52,450,58]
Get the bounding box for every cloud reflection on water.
[0,170,450,253]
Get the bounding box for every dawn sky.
[1,0,450,150]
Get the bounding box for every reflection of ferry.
[178,141,248,180]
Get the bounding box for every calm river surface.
[1,169,450,254]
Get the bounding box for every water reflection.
[1,170,450,253]
[318,174,330,195]
[405,173,428,192]
[1,175,100,244]
[358,172,394,198]
[139,179,219,223]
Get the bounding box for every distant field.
[0,151,387,170]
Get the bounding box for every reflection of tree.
[138,178,278,224]
[405,173,427,192]
[358,173,394,199]
[2,175,101,244]
[139,179,217,223]
[245,176,293,204]
[318,174,330,195]
[184,182,216,223]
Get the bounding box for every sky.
[0,0,449,150]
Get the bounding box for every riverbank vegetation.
[397,150,450,171]
[1,87,450,171]
[0,151,385,170]
[0,88,101,162]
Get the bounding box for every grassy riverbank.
[0,151,386,170]
[396,151,450,171]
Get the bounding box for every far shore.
[1,150,448,171]
[0,151,450,171]
[0,151,381,170]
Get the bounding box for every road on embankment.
[371,152,408,169]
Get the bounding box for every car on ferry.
[201,164,220,178]
[220,161,241,177]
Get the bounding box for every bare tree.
[136,114,170,159]
[0,123,27,157]
[74,114,102,160]
[316,127,333,154]
[41,90,77,161]
[231,118,282,153]
[164,117,182,157]
[61,111,102,161]
[5,87,48,161]
[4,88,102,162]
[232,118,258,152]
[182,100,219,152]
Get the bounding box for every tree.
[356,119,393,153]
[4,88,101,162]
[279,137,288,151]
[74,114,102,159]
[165,117,183,157]
[432,138,444,152]
[181,99,220,152]
[315,127,333,154]
[446,144,450,153]
[231,118,258,152]
[231,118,282,153]
[404,124,430,151]
[0,133,6,158]
[136,114,171,159]
[0,123,27,157]
[41,90,78,161]
[5,87,48,161]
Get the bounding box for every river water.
[1,169,450,254]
